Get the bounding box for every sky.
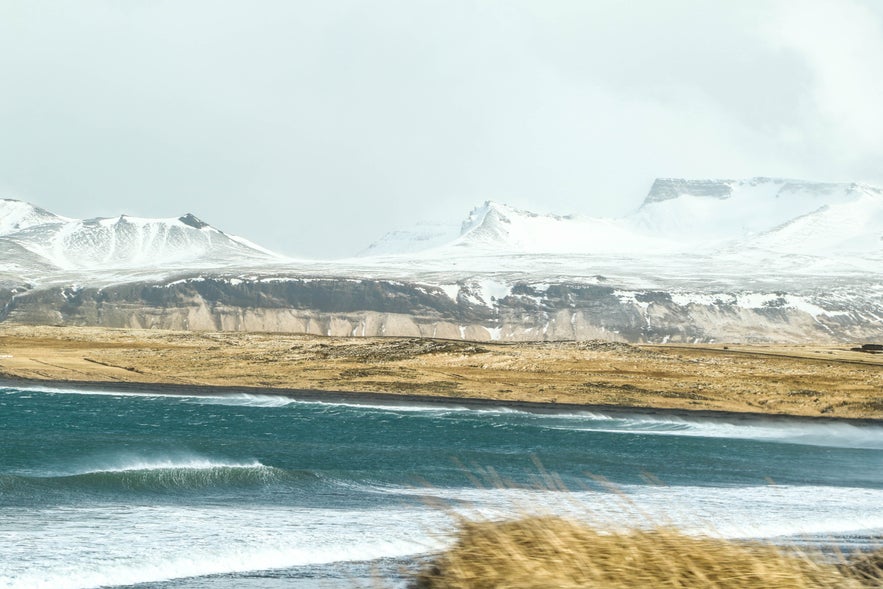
[1,0,882,258]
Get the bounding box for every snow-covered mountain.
[2,179,882,345]
[0,200,281,275]
[364,177,883,259]
[0,198,65,234]
[633,178,883,253]
[358,222,460,256]
[449,201,669,254]
[362,201,664,255]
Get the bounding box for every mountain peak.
[0,198,65,235]
[0,201,279,272]
[643,178,736,205]
[641,177,877,207]
[179,213,210,230]
[459,201,563,236]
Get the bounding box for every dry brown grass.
[842,549,883,587]
[2,325,883,418]
[412,516,882,589]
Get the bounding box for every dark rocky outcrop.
[851,344,883,354]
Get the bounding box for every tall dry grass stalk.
[411,516,882,588]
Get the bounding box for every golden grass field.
[412,516,883,588]
[1,325,881,419]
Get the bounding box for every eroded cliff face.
[2,277,881,344]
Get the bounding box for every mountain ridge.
[2,178,881,344]
[362,177,883,258]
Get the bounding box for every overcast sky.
[2,1,882,258]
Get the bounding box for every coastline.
[5,328,883,589]
[4,374,883,427]
[2,324,882,421]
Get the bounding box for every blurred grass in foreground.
[410,516,883,588]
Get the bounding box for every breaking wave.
[0,504,443,589]
[185,393,298,407]
[1,456,317,495]
[539,413,883,449]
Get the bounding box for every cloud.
[765,0,883,176]
[0,1,881,257]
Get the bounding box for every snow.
[0,199,67,235]
[613,290,651,313]
[371,179,883,263]
[3,177,883,323]
[358,222,461,256]
[316,178,883,304]
[475,279,512,303]
[629,178,861,243]
[448,201,678,255]
[0,202,282,274]
[664,290,847,319]
[439,284,461,301]
[740,188,883,255]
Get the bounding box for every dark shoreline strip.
[2,376,882,426]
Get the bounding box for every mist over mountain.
[364,177,883,259]
[2,178,881,344]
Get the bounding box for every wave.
[0,469,285,495]
[383,483,883,540]
[1,456,319,495]
[75,456,267,473]
[185,393,298,407]
[183,393,513,413]
[8,385,883,450]
[8,481,879,589]
[176,393,883,450]
[0,504,444,589]
[540,414,883,449]
[2,384,179,399]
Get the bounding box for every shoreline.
[2,325,882,421]
[4,375,883,426]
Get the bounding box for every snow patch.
[439,284,461,301]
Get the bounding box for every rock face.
[643,178,736,204]
[1,278,488,338]
[3,277,881,344]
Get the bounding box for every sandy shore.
[1,325,882,420]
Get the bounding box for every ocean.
[2,385,882,588]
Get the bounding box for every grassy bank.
[1,325,883,418]
[412,516,883,588]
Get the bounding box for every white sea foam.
[307,401,525,415]
[75,457,265,475]
[385,483,883,541]
[10,386,882,450]
[3,482,882,589]
[540,415,883,449]
[313,402,883,450]
[184,394,450,411]
[43,452,268,479]
[190,394,523,414]
[0,505,447,589]
[289,399,883,450]
[186,393,297,408]
[6,385,188,400]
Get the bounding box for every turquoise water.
[2,386,882,588]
